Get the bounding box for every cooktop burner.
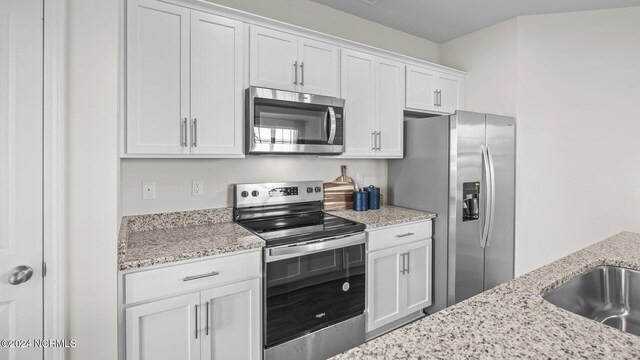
[233,181,365,247]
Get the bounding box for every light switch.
[142,181,156,200]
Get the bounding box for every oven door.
[247,87,344,155]
[264,234,365,348]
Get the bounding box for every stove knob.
[315,186,322,193]
[240,191,249,198]
[251,190,259,197]
[306,187,313,194]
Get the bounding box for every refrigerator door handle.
[481,145,491,248]
[485,145,497,247]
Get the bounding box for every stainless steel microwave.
[246,87,345,155]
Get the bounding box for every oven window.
[254,101,330,145]
[265,243,365,348]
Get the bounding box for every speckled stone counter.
[118,208,264,271]
[332,232,640,359]
[328,205,436,229]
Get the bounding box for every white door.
[0,1,43,359]
[201,279,260,360]
[405,65,437,112]
[126,0,190,154]
[126,293,201,360]
[340,49,376,157]
[403,240,432,313]
[190,10,243,156]
[376,58,404,158]
[297,37,340,97]
[366,246,402,332]
[249,26,298,91]
[437,74,463,114]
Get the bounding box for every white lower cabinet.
[366,222,432,333]
[122,251,261,360]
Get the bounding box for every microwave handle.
[327,107,337,145]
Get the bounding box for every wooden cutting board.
[323,182,355,211]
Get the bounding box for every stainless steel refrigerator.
[388,110,515,313]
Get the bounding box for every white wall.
[122,158,387,215]
[66,0,119,358]
[441,18,517,117]
[515,7,640,275]
[441,7,640,276]
[204,0,440,63]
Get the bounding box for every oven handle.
[266,233,365,262]
[327,107,337,145]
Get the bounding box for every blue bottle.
[353,190,369,211]
[365,185,380,210]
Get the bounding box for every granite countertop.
[118,208,264,271]
[328,205,436,229]
[332,232,640,359]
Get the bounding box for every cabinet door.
[249,26,298,91]
[125,293,200,360]
[340,49,376,157]
[200,279,261,360]
[437,73,463,114]
[403,239,432,314]
[405,65,437,112]
[376,58,405,158]
[298,37,340,97]
[367,246,403,332]
[126,0,190,154]
[190,11,243,156]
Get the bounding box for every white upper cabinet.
[341,50,404,158]
[249,26,298,92]
[190,11,244,156]
[376,57,405,158]
[341,49,377,157]
[297,38,340,97]
[125,0,244,157]
[126,0,190,155]
[250,25,340,97]
[405,64,464,114]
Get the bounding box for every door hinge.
[42,261,47,277]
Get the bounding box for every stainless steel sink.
[543,266,640,336]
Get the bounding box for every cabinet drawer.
[367,221,432,252]
[124,250,261,304]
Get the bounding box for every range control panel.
[234,181,324,208]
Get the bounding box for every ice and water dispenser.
[463,182,480,222]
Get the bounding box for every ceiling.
[310,0,640,43]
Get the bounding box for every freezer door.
[449,111,487,305]
[483,115,515,290]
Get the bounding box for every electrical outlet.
[192,180,204,196]
[142,181,156,200]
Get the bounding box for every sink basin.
[543,266,640,336]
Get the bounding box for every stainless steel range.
[234,181,366,360]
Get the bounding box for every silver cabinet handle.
[371,132,376,150]
[438,90,442,106]
[182,271,220,282]
[8,265,33,285]
[396,232,414,238]
[182,118,188,147]
[205,301,209,335]
[300,62,304,86]
[377,131,381,151]
[406,252,410,274]
[327,107,336,144]
[191,118,198,147]
[434,90,438,107]
[195,304,199,339]
[400,253,406,274]
[293,61,298,85]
